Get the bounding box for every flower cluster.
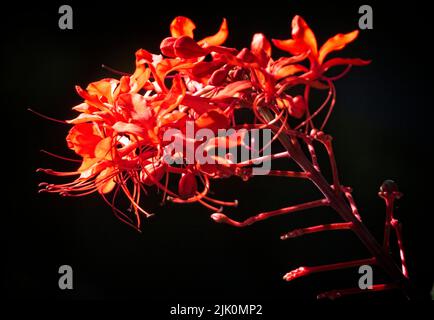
[38,15,369,229]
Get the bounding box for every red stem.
[280,222,353,240]
[211,199,329,227]
[283,258,376,282]
[259,108,412,298]
[317,283,398,300]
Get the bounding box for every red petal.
[178,173,197,198]
[170,16,196,38]
[112,121,147,137]
[86,79,118,104]
[212,80,252,100]
[66,113,103,124]
[157,75,186,115]
[195,109,230,132]
[198,18,228,46]
[94,137,114,160]
[291,15,318,56]
[272,15,317,56]
[97,167,116,194]
[116,93,152,122]
[174,36,208,58]
[273,64,307,79]
[251,33,272,66]
[251,33,272,57]
[318,30,359,64]
[140,163,165,186]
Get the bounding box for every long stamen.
[40,150,82,162]
[101,64,131,76]
[28,108,67,124]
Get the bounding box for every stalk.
[259,107,413,298]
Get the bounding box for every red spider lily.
[37,14,372,226]
[36,14,412,299]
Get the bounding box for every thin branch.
[317,283,398,300]
[211,199,329,227]
[280,222,353,240]
[283,258,376,282]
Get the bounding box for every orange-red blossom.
[38,15,369,229]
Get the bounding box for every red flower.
[37,14,370,230]
[272,15,370,80]
[160,16,230,59]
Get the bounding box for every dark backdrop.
[3,0,433,306]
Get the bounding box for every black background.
[3,0,434,307]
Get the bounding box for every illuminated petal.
[251,33,272,67]
[112,121,147,137]
[208,68,230,86]
[291,15,317,56]
[274,64,307,79]
[195,109,230,132]
[251,33,272,57]
[213,80,252,100]
[318,30,359,64]
[75,85,106,110]
[66,123,102,158]
[94,137,114,160]
[157,75,186,115]
[272,16,317,56]
[66,113,103,124]
[155,58,196,91]
[97,168,116,194]
[170,16,196,38]
[198,18,228,46]
[86,79,118,104]
[140,163,165,186]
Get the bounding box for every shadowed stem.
[283,258,376,282]
[280,222,353,240]
[317,283,399,300]
[258,108,413,298]
[211,199,329,227]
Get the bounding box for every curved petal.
[318,30,359,64]
[170,16,196,38]
[251,33,272,57]
[97,167,116,194]
[272,16,317,56]
[291,15,318,56]
[251,33,272,67]
[174,36,208,58]
[198,18,228,46]
[272,38,309,56]
[195,109,230,132]
[86,79,118,104]
[274,64,307,79]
